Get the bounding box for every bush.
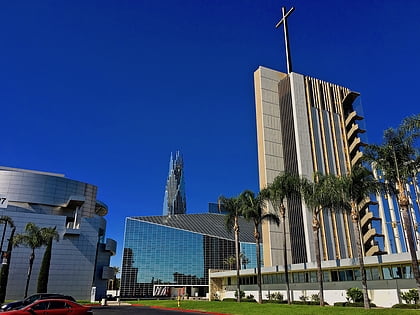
[234,290,245,299]
[392,303,420,309]
[222,298,236,302]
[400,289,419,304]
[292,301,324,305]
[221,297,255,302]
[212,293,220,301]
[246,294,254,300]
[311,293,320,303]
[346,288,363,303]
[266,292,283,302]
[242,298,256,303]
[299,295,308,302]
[334,302,347,307]
[264,299,287,304]
[333,301,375,307]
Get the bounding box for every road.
[92,305,219,315]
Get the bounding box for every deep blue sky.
[1,0,419,267]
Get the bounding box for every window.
[48,301,67,309]
[32,302,48,310]
[309,271,317,283]
[382,266,392,280]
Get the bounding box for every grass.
[126,300,420,315]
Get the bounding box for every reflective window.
[121,218,259,297]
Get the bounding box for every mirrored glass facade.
[163,151,186,216]
[121,214,260,298]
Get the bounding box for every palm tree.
[37,227,59,293]
[339,165,383,309]
[364,115,420,302]
[240,190,279,304]
[13,223,51,298]
[0,217,16,303]
[0,216,14,253]
[219,195,242,302]
[223,255,236,270]
[301,172,342,306]
[262,172,301,304]
[240,252,250,269]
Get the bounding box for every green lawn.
[127,300,420,315]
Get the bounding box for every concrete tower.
[254,68,383,266]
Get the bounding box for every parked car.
[0,299,92,315]
[0,293,75,312]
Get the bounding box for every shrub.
[234,290,245,299]
[292,301,324,305]
[346,287,363,303]
[334,301,375,308]
[334,302,347,307]
[299,295,308,302]
[266,292,283,302]
[246,294,254,300]
[311,293,320,303]
[400,289,419,304]
[392,303,420,309]
[242,298,256,303]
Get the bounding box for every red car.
[1,299,93,315]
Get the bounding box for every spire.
[163,151,186,216]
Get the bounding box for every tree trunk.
[0,223,7,253]
[398,183,420,303]
[37,237,53,293]
[281,204,291,304]
[313,214,324,306]
[24,249,35,298]
[234,216,241,302]
[351,202,370,309]
[255,227,262,304]
[0,227,15,303]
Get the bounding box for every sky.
[0,0,419,267]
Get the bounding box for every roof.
[128,213,257,243]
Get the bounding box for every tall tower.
[255,68,383,266]
[163,151,186,216]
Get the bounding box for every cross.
[275,6,295,74]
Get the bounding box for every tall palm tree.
[37,227,59,293]
[0,217,16,303]
[364,115,420,302]
[339,165,383,309]
[301,172,342,306]
[240,190,279,304]
[262,172,301,304]
[13,223,50,298]
[219,195,242,302]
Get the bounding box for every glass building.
[163,151,186,216]
[121,213,260,298]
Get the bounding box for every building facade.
[208,67,420,308]
[254,67,383,266]
[163,151,186,216]
[0,166,116,300]
[121,213,259,298]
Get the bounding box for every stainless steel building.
[0,166,116,300]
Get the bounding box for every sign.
[90,287,96,303]
[0,195,8,208]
